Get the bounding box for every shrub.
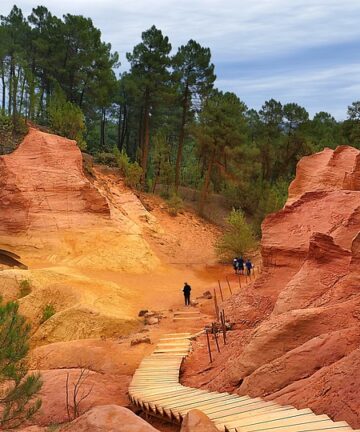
[113,147,143,188]
[40,304,56,324]
[0,299,42,428]
[47,87,87,150]
[125,161,143,188]
[19,279,31,298]
[167,194,184,216]
[216,209,257,261]
[94,152,117,167]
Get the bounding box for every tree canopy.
[1,4,360,234]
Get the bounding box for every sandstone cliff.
[183,145,360,428]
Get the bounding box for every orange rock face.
[0,128,109,234]
[59,405,160,431]
[182,145,360,428]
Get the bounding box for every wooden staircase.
[129,333,358,432]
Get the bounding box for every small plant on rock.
[19,279,31,298]
[40,304,56,324]
[166,194,184,216]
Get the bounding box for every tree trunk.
[117,104,123,151]
[100,108,106,150]
[120,104,128,152]
[141,88,150,184]
[12,64,20,122]
[8,57,13,116]
[199,150,215,215]
[18,71,26,115]
[175,83,189,191]
[0,60,5,114]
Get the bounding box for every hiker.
[237,256,244,275]
[245,259,252,276]
[233,257,238,274]
[183,282,192,306]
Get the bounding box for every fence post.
[212,322,221,353]
[226,276,233,295]
[206,329,213,363]
[220,310,227,345]
[213,288,220,321]
[218,280,224,302]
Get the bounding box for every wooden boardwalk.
[129,332,358,432]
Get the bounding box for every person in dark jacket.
[245,259,252,276]
[233,257,238,274]
[237,256,244,274]
[183,282,191,306]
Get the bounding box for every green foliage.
[166,194,184,216]
[18,279,31,298]
[40,304,56,324]
[0,113,13,151]
[216,209,257,261]
[95,152,118,167]
[0,299,42,429]
[47,88,87,149]
[0,113,28,154]
[113,147,143,188]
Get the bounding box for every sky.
[2,0,360,119]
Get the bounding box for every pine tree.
[0,299,42,429]
[172,39,215,191]
[126,25,172,183]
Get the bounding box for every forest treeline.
[2,5,360,232]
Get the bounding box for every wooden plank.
[222,410,321,429]
[262,421,353,432]
[210,404,292,422]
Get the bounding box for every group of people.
[233,256,253,275]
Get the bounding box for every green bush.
[167,194,184,216]
[47,87,87,150]
[113,147,143,188]
[125,161,143,188]
[0,299,42,428]
[95,152,117,167]
[0,113,13,150]
[40,304,56,324]
[216,209,257,261]
[19,279,31,298]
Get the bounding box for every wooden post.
[213,288,220,321]
[206,330,213,363]
[218,280,224,302]
[220,311,227,345]
[226,276,233,295]
[212,323,221,353]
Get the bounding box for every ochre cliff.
[182,145,360,429]
[0,128,158,271]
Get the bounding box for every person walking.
[237,256,244,275]
[233,257,238,274]
[245,259,252,276]
[183,282,192,306]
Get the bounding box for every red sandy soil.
[182,145,360,429]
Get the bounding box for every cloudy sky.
[2,0,360,119]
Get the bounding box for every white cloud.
[218,63,360,118]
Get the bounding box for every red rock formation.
[59,405,160,431]
[182,145,360,428]
[0,128,109,233]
